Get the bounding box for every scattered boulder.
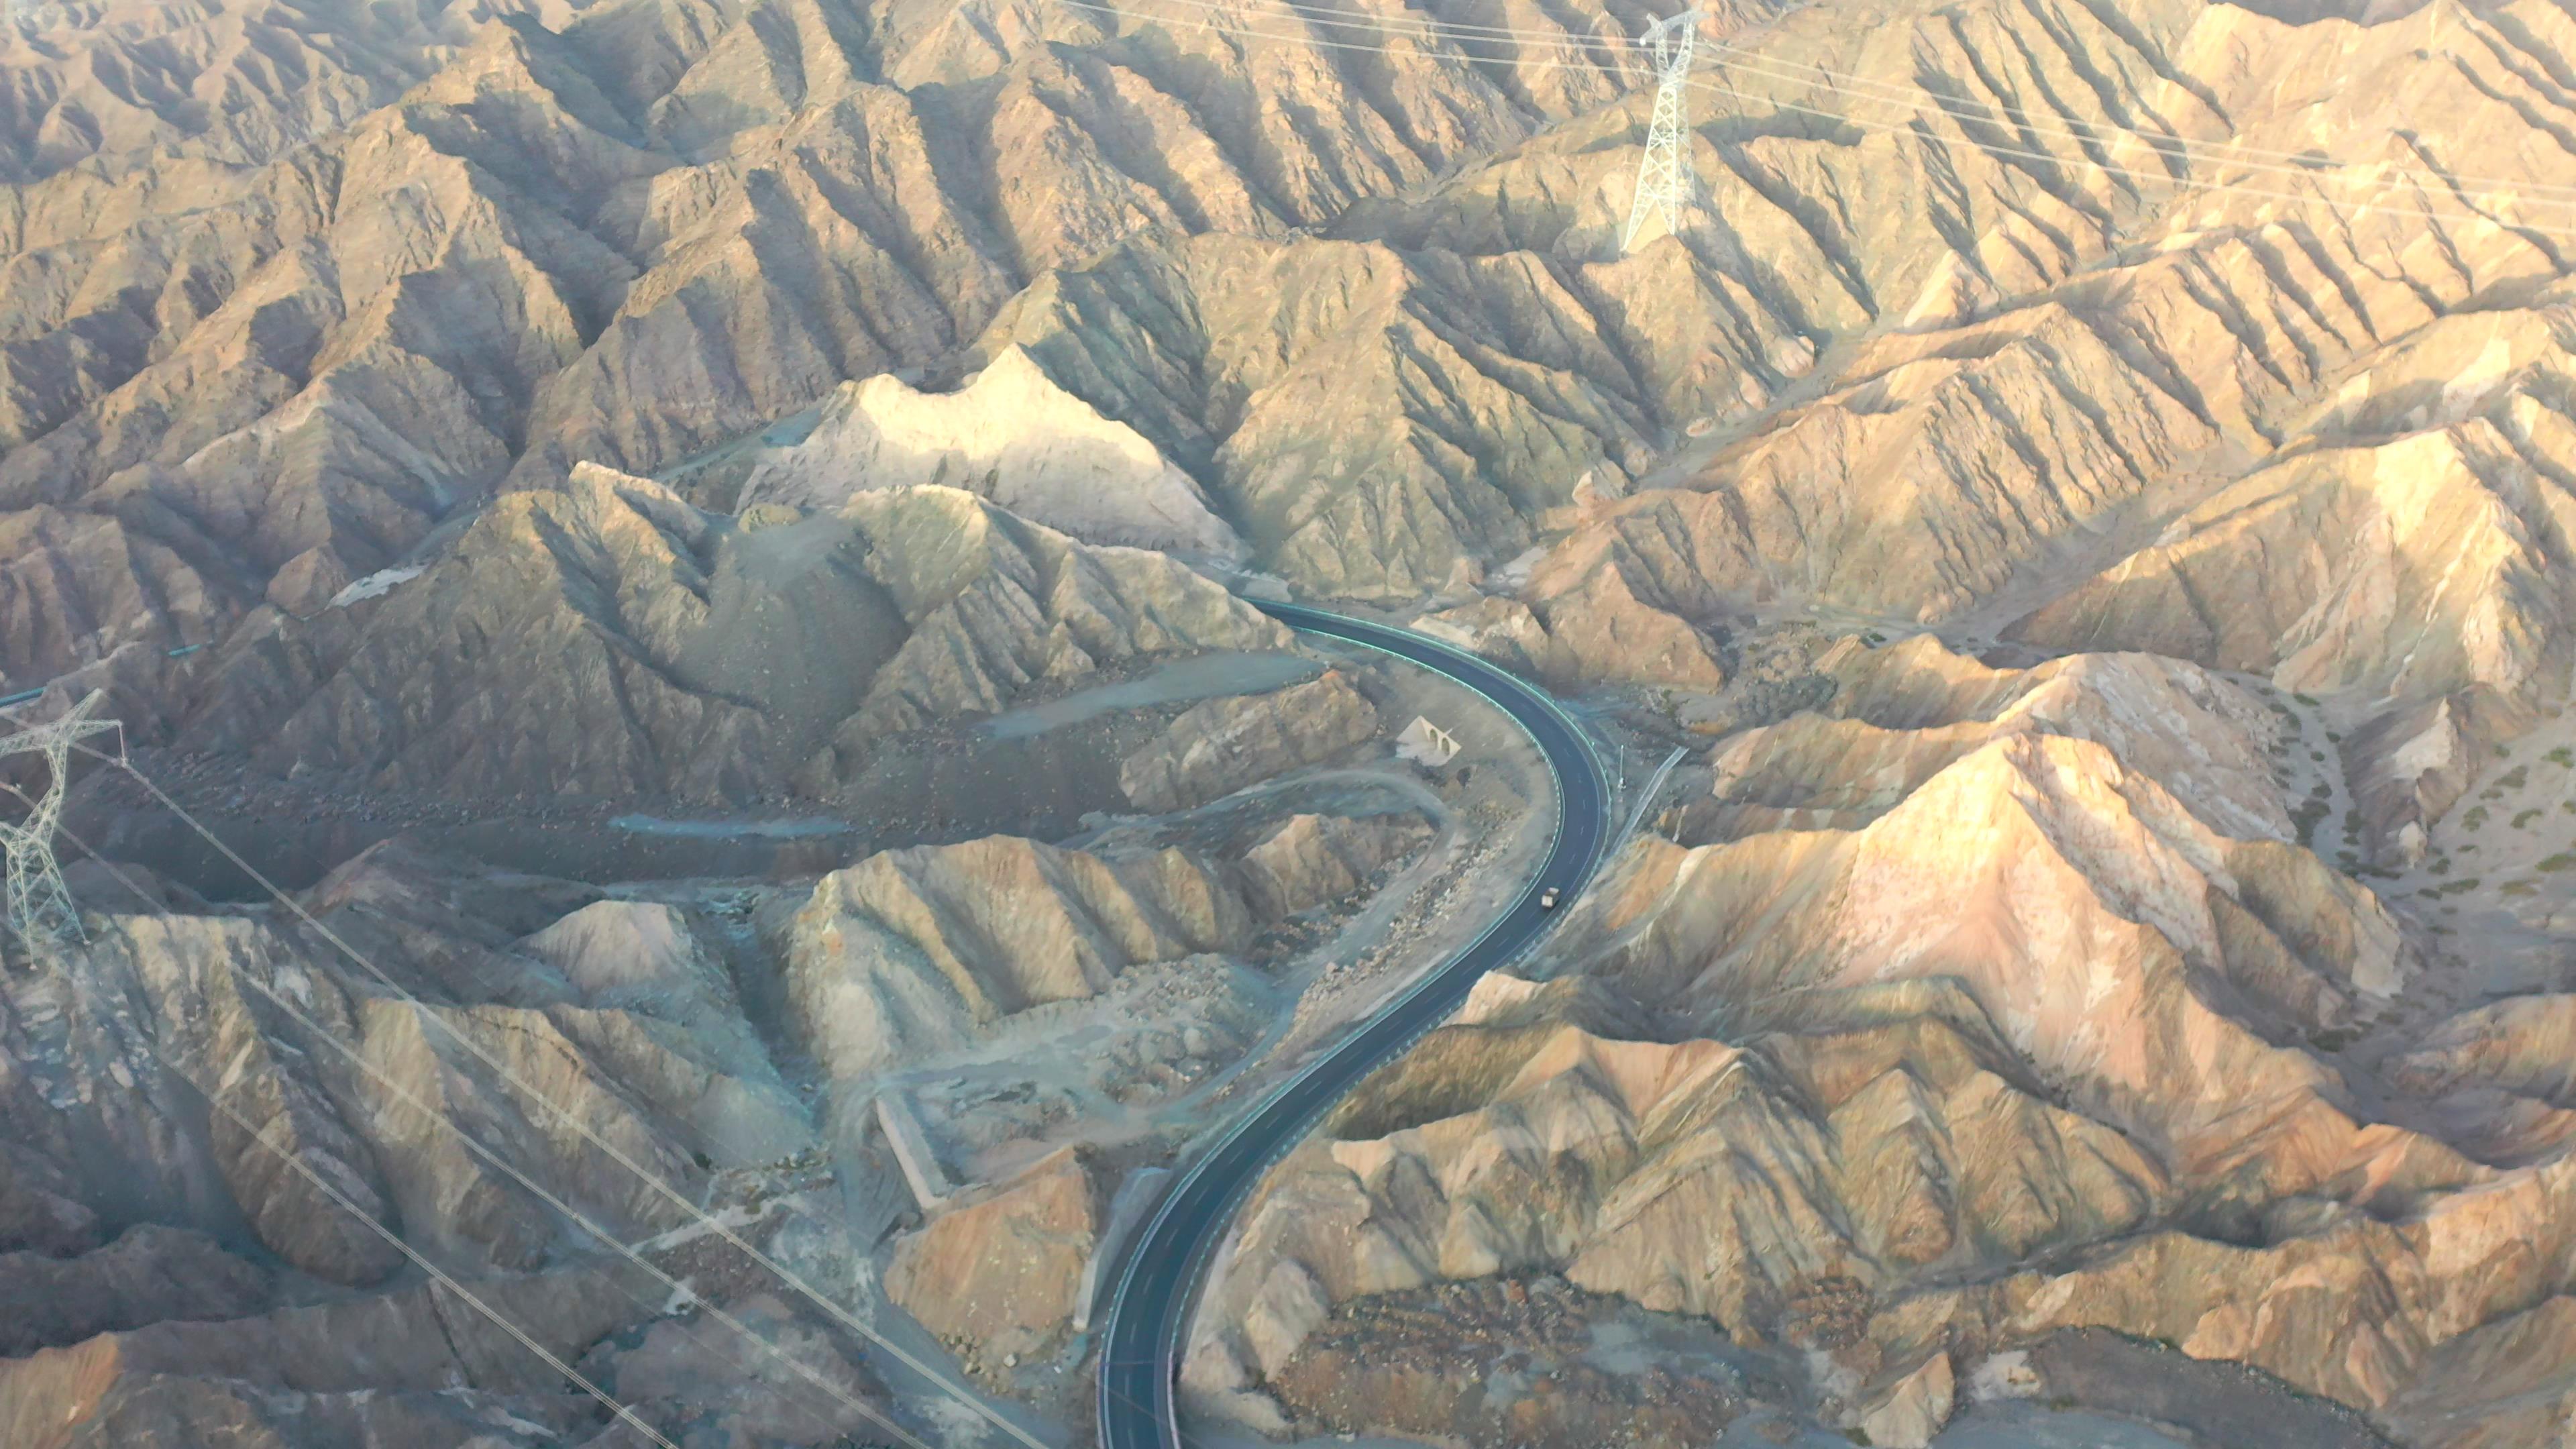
[1267,1278,1750,1446]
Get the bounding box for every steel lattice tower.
[1623,8,1705,252]
[0,690,117,953]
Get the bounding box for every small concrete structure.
[0,689,117,953]
[1395,715,1462,767]
[874,1091,955,1212]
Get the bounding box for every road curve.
[1095,599,1614,1449]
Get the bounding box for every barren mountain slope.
[782,820,1413,1077]
[15,0,2573,719]
[1330,0,2576,881]
[1200,635,2576,1446]
[0,0,621,184]
[0,0,1701,694]
[0,705,1469,1445]
[11,0,2576,1443]
[174,464,1287,803]
[0,839,885,1446]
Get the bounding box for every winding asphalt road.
[1095,599,1614,1449]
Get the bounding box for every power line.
[1057,0,2576,244]
[186,1071,689,1448]
[1062,0,2576,223]
[1624,8,1705,250]
[0,690,120,953]
[21,788,930,1449]
[1682,7,2576,204]
[1666,34,2576,230]
[1070,0,2576,206]
[0,780,683,1449]
[188,1074,687,1448]
[1672,57,2576,241]
[70,744,1052,1449]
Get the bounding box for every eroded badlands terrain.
[10,0,2576,1444]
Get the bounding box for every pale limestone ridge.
[1118,670,1381,812]
[1610,736,2419,1177]
[2392,994,2576,1112]
[785,835,1255,1079]
[0,841,844,1442]
[0,0,1690,689]
[832,483,1290,741]
[13,0,2576,1437]
[1701,636,2292,843]
[2015,397,2576,708]
[784,811,1428,1079]
[13,0,2576,727]
[1236,813,1437,920]
[736,347,1243,557]
[1413,586,1731,693]
[1202,668,2486,1440]
[1210,973,2171,1398]
[201,466,1285,802]
[973,236,1672,601]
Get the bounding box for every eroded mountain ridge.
[8,0,2576,1444]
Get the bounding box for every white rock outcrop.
[737,347,1242,557]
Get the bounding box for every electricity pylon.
[0,690,118,953]
[1622,8,1705,252]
